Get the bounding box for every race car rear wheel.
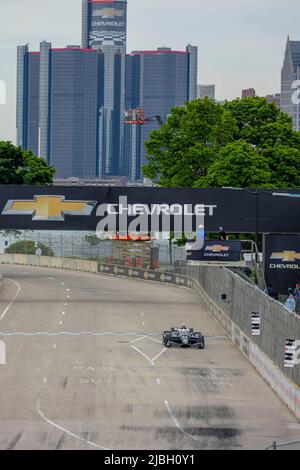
[199,337,205,349]
[163,331,170,345]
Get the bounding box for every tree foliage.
[196,141,272,189]
[0,142,55,185]
[5,240,54,256]
[142,97,300,189]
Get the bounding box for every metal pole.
[256,190,259,250]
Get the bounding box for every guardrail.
[1,253,300,420]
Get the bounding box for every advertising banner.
[251,313,261,336]
[186,240,242,262]
[284,339,296,368]
[89,1,127,46]
[264,234,300,295]
[0,186,298,233]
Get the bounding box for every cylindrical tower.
[82,0,128,177]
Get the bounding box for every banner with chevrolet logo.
[264,234,300,295]
[0,186,299,233]
[186,240,242,262]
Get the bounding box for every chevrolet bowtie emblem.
[2,196,96,221]
[206,245,230,253]
[271,251,300,262]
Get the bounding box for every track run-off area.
[0,265,300,450]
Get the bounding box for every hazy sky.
[0,0,299,143]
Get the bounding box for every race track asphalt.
[0,264,299,450]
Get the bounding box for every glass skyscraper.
[82,0,127,177]
[17,43,104,179]
[17,1,198,182]
[125,46,198,181]
[281,36,300,131]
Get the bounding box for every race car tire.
[166,339,171,348]
[199,337,205,349]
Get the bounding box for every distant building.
[242,88,256,98]
[17,43,104,179]
[197,84,215,100]
[53,177,128,187]
[124,46,198,181]
[281,36,300,131]
[81,0,127,177]
[266,93,281,108]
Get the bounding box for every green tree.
[0,142,55,185]
[5,240,54,256]
[85,234,101,246]
[195,141,272,188]
[262,144,300,188]
[143,96,300,189]
[142,98,237,187]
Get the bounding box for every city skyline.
[1,0,300,142]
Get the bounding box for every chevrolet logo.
[271,251,300,262]
[2,196,96,221]
[205,245,230,253]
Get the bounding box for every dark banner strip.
[0,185,299,232]
[264,234,300,295]
[98,263,190,288]
[187,240,242,262]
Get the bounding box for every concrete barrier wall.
[188,274,300,419]
[184,264,300,386]
[0,254,98,274]
[1,254,300,418]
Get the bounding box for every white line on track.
[152,348,167,363]
[0,279,21,322]
[48,277,54,280]
[164,400,215,447]
[62,312,66,315]
[131,345,154,366]
[59,321,63,325]
[130,336,147,344]
[43,378,48,384]
[130,342,167,367]
[64,303,68,307]
[0,331,162,338]
[36,401,111,450]
[66,295,70,299]
[156,378,161,385]
[146,336,162,345]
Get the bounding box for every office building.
[242,88,256,98]
[281,36,300,131]
[82,0,127,177]
[17,43,104,179]
[266,93,281,108]
[197,84,215,100]
[125,46,198,181]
